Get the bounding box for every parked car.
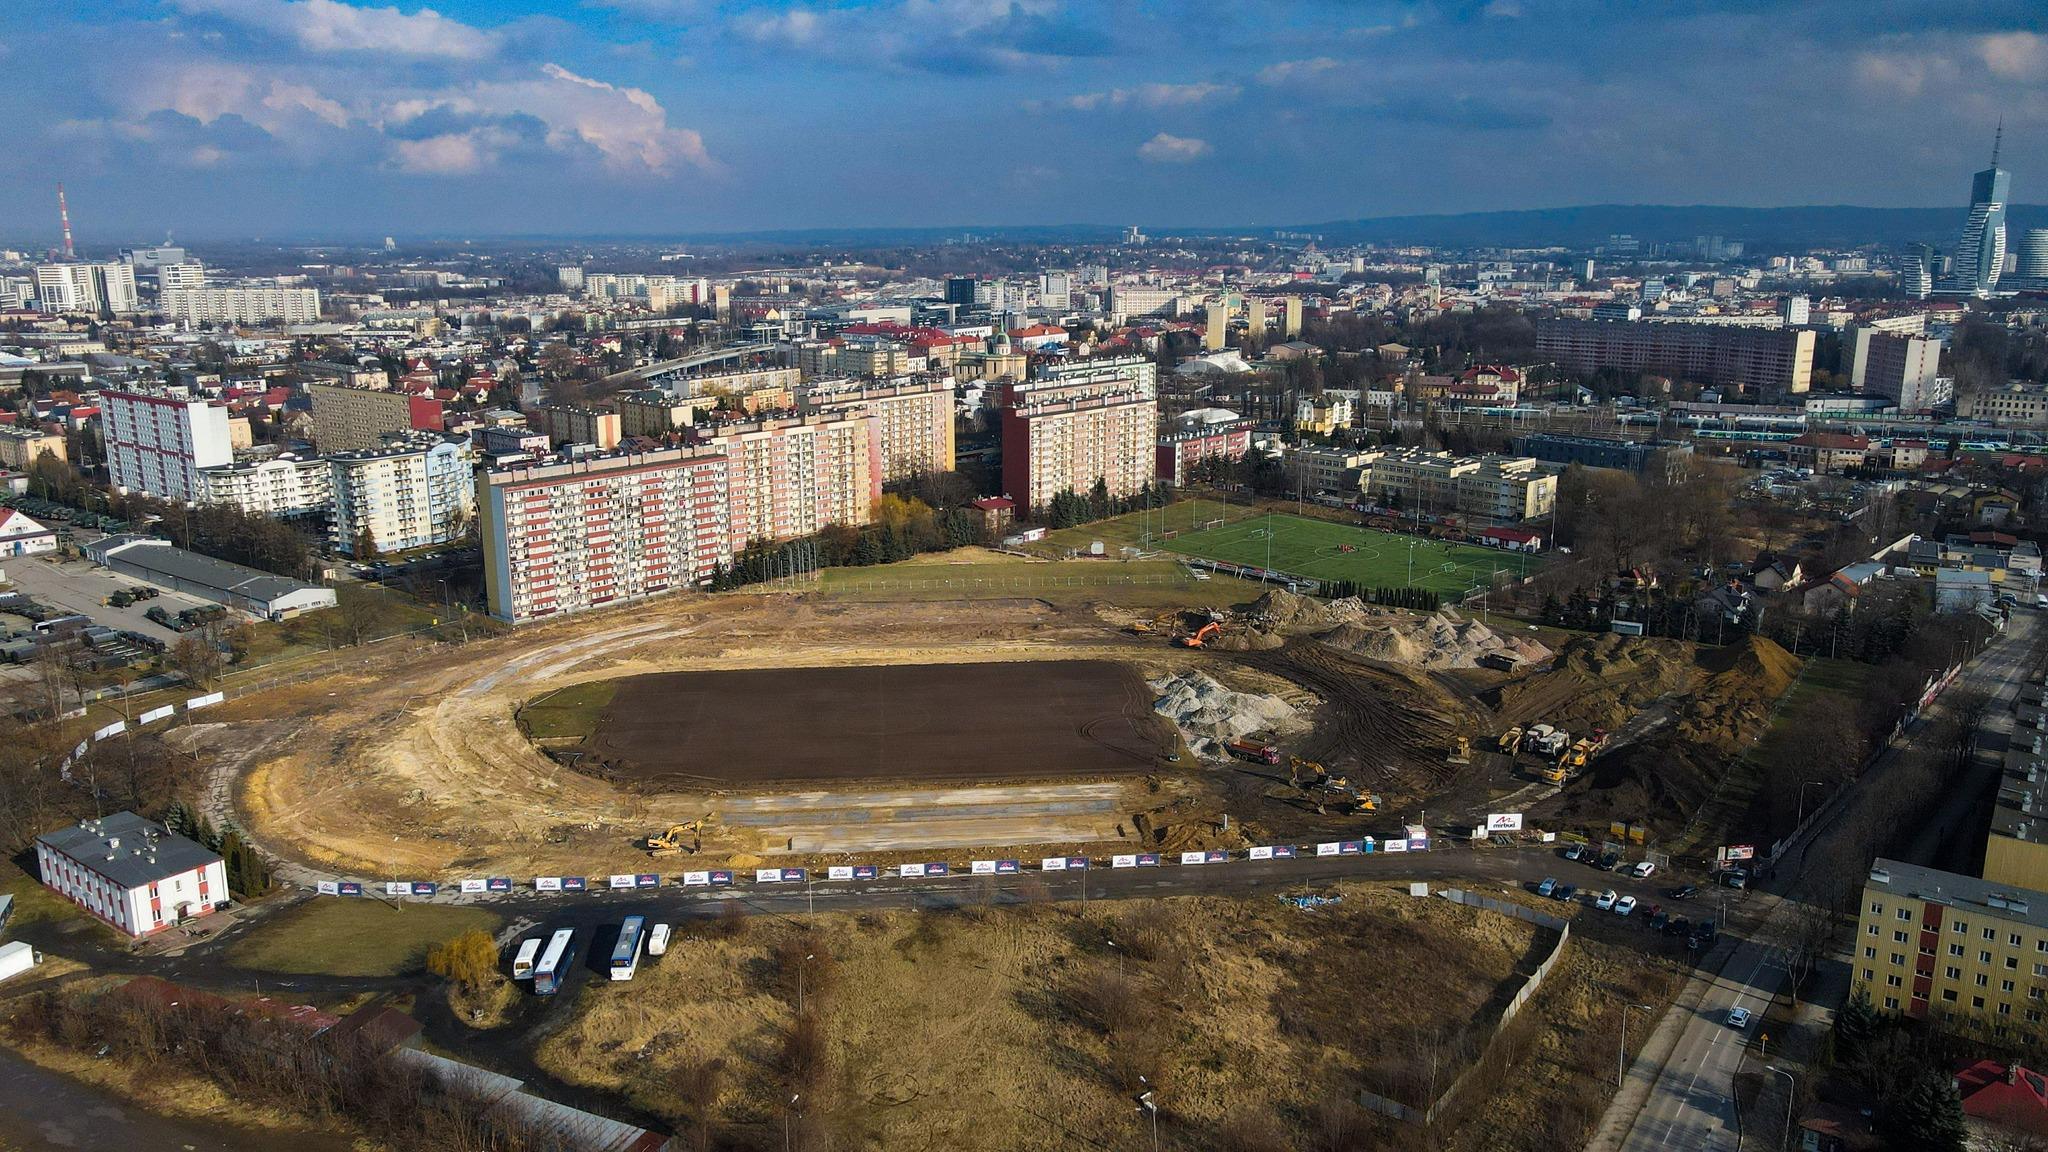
[1665,916,1691,937]
[1595,852,1620,871]
[1720,869,1747,889]
[647,923,671,956]
[1631,861,1656,878]
[1667,885,1697,901]
[1649,908,1669,929]
[1536,877,1558,898]
[1555,884,1578,903]
[1594,890,1618,911]
[1562,844,1586,862]
[1725,1006,1751,1031]
[1615,895,1637,917]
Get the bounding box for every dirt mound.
[1240,589,1369,631]
[1317,607,1553,671]
[1150,670,1307,757]
[1677,636,1800,752]
[1696,635,1799,699]
[1492,634,1694,734]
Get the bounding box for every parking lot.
[0,553,223,644]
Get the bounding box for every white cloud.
[393,131,484,174]
[1257,57,1340,85]
[172,0,498,59]
[1138,131,1210,163]
[1061,82,1239,111]
[1483,0,1522,18]
[735,7,824,46]
[1979,32,2047,81]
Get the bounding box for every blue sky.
[1,1,2045,241]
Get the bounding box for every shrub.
[425,930,499,991]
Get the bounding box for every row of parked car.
[1560,842,1657,878]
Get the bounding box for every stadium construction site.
[203,533,1800,888]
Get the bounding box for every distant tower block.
[56,184,74,259]
[1203,302,1228,351]
[1245,296,1266,333]
[1283,296,1303,338]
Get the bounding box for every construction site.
[210,549,1803,880]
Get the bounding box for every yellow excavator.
[645,817,709,858]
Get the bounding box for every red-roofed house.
[1788,433,1871,475]
[1957,1059,2048,1135]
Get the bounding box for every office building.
[1962,383,2048,427]
[1946,133,2011,298]
[533,405,623,451]
[308,382,444,453]
[159,285,321,325]
[1782,295,1810,326]
[699,413,881,553]
[1513,433,1690,475]
[998,367,1157,515]
[34,263,99,313]
[2019,229,2048,281]
[1287,444,1381,496]
[1156,408,1254,486]
[1367,450,1557,523]
[1860,334,1948,411]
[121,244,187,271]
[102,387,235,502]
[1109,286,1180,317]
[328,435,476,557]
[1853,859,2048,1026]
[799,375,955,482]
[36,812,227,939]
[479,445,734,623]
[1535,318,1815,398]
[196,454,333,518]
[1038,271,1072,310]
[945,277,979,308]
[0,426,66,471]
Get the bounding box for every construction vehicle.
[1497,725,1524,753]
[1228,740,1281,765]
[1523,725,1570,759]
[1445,735,1471,765]
[644,818,707,858]
[1179,621,1222,648]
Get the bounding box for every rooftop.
[101,538,326,605]
[1866,857,2048,932]
[37,812,220,890]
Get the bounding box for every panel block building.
[998,359,1158,515]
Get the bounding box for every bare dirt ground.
[575,660,1171,787]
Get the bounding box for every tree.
[426,930,501,991]
[1834,989,1878,1065]
[170,632,223,690]
[1881,1066,1968,1152]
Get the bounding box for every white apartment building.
[157,262,207,291]
[34,263,97,313]
[36,812,227,938]
[1108,286,1184,317]
[102,387,235,501]
[329,435,477,557]
[197,454,333,518]
[160,285,322,325]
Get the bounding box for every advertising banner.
[708,870,733,886]
[1339,840,1363,855]
[337,881,362,896]
[187,691,225,711]
[561,876,587,892]
[637,874,660,888]
[1720,844,1756,862]
[899,863,925,878]
[853,864,878,880]
[1249,846,1275,860]
[610,875,638,890]
[971,860,997,875]
[384,882,410,896]
[923,862,949,876]
[1204,849,1229,863]
[996,859,1020,874]
[316,881,339,895]
[1180,851,1207,865]
[411,882,437,896]
[827,866,855,881]
[683,871,711,887]
[92,720,126,741]
[138,705,175,725]
[487,878,512,893]
[783,868,808,883]
[459,879,487,894]
[1272,844,1297,858]
[1112,854,1138,868]
[1317,842,1340,856]
[1485,813,1525,834]
[757,868,786,883]
[1384,839,1409,853]
[535,876,563,892]
[1042,857,1069,871]
[1136,854,1160,867]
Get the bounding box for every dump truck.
[1526,726,1570,758]
[1497,725,1524,753]
[1228,740,1281,765]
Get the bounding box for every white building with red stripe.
[102,387,234,502]
[35,812,226,938]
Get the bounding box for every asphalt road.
[1595,612,2040,1152]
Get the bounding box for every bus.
[511,937,541,981]
[610,916,647,982]
[532,929,576,996]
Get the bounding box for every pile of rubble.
[1149,670,1308,757]
[1319,608,1552,670]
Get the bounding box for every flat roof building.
[88,536,336,619]
[1535,318,1815,399]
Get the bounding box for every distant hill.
[1296,204,2048,249]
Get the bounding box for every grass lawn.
[226,898,500,977]
[1,857,88,929]
[518,679,618,741]
[1160,512,1537,599]
[1032,497,1260,557]
[812,557,1264,610]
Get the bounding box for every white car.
[1631,861,1656,878]
[647,923,672,956]
[1614,895,1637,916]
[1594,889,1618,911]
[1726,1006,1752,1031]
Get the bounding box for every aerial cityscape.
[3,2,2048,1151]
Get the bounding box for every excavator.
[644,817,709,858]
[1179,621,1222,648]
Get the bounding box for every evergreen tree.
[1880,1066,1967,1152]
[1834,989,1878,1066]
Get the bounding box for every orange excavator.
[1179,621,1222,648]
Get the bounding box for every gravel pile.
[1150,670,1305,755]
[1319,608,1552,670]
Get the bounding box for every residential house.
[1787,432,1871,474]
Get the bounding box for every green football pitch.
[1158,512,1534,598]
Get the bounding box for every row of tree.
[1040,478,1166,529]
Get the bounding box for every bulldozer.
[644,817,709,858]
[1445,735,1472,765]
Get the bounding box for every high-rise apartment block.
[998,360,1158,515]
[328,436,476,557]
[1860,334,1948,411]
[480,446,733,623]
[35,262,137,314]
[308,382,444,452]
[102,387,235,501]
[1852,860,2048,1024]
[159,285,321,325]
[197,454,333,518]
[799,375,955,482]
[700,413,881,553]
[1535,318,1815,398]
[1156,408,1253,486]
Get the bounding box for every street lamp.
[785,1093,802,1152]
[1618,1002,1654,1088]
[1135,1077,1160,1152]
[1796,780,1828,827]
[1765,1065,1796,1152]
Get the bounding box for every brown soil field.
[575,660,1173,787]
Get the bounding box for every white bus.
[610,915,647,982]
[532,929,576,996]
[511,937,541,981]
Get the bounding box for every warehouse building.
[87,535,336,619]
[36,812,227,938]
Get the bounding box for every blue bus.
[532,929,576,996]
[610,915,646,982]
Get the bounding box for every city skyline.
[1,1,2045,239]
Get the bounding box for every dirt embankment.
[1488,633,1697,736]
[1205,590,1555,671]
